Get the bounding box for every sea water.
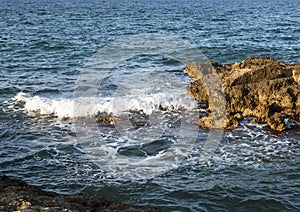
[1,0,299,211]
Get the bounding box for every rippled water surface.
[1,0,300,211]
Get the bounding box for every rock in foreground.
[186,57,300,131]
[0,175,163,212]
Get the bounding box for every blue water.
[1,0,300,211]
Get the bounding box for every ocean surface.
[1,0,300,211]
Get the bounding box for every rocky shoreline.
[0,175,163,212]
[186,57,300,131]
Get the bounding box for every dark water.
[1,0,300,211]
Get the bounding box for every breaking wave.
[12,92,198,119]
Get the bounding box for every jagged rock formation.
[0,175,163,212]
[186,57,300,131]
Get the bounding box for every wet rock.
[186,57,300,131]
[118,138,174,157]
[96,116,123,123]
[96,116,123,127]
[0,175,163,212]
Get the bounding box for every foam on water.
[13,91,197,119]
[12,91,299,179]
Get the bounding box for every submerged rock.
[186,57,300,131]
[0,175,163,212]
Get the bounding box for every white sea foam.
[14,92,75,118]
[13,92,197,119]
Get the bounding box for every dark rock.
[0,175,163,212]
[185,56,300,131]
[118,138,174,157]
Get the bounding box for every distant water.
[1,0,300,211]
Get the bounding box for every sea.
[1,0,299,211]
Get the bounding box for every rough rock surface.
[186,57,300,131]
[0,175,163,212]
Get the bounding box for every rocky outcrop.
[0,175,163,212]
[186,57,300,131]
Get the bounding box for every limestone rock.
[186,56,300,131]
[293,69,300,85]
[0,175,163,212]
